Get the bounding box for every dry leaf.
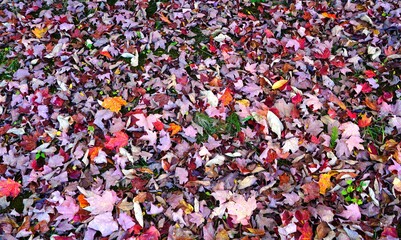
[32,27,48,38]
[168,123,182,136]
[272,79,288,90]
[102,96,127,113]
[220,89,233,106]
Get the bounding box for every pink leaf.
[339,204,361,221]
[88,212,119,237]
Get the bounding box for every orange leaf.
[322,12,336,19]
[159,13,171,24]
[220,89,233,107]
[168,123,182,136]
[32,27,48,38]
[272,79,288,90]
[89,147,102,162]
[100,50,113,59]
[0,179,21,198]
[358,113,372,128]
[319,172,335,194]
[102,96,127,112]
[77,194,89,208]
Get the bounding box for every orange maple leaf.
[318,172,336,194]
[168,123,182,136]
[220,89,233,107]
[89,147,102,162]
[358,113,372,128]
[102,96,127,113]
[0,178,21,198]
[77,194,89,208]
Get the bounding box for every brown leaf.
[19,135,37,151]
[316,222,330,239]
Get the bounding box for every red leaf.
[364,70,376,78]
[0,179,21,198]
[346,109,357,119]
[104,131,129,150]
[301,182,320,203]
[138,226,160,240]
[361,82,372,93]
[100,50,112,59]
[314,48,331,59]
[291,93,303,104]
[153,120,164,131]
[297,221,313,240]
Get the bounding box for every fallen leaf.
[77,194,89,208]
[0,179,21,198]
[105,131,129,150]
[134,200,144,227]
[358,114,372,128]
[267,110,284,139]
[339,204,361,221]
[32,27,48,38]
[88,212,119,237]
[321,12,336,19]
[319,173,334,194]
[102,96,127,113]
[220,88,233,106]
[272,79,288,90]
[168,123,182,136]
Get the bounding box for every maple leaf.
[339,204,361,221]
[345,135,364,152]
[102,96,127,113]
[318,173,335,194]
[0,178,21,198]
[32,27,48,38]
[301,182,320,202]
[304,94,323,111]
[138,226,161,240]
[168,123,182,136]
[88,212,119,236]
[226,194,257,225]
[357,114,372,128]
[84,190,118,215]
[297,221,313,240]
[220,88,233,106]
[339,122,360,138]
[77,194,89,208]
[104,131,129,150]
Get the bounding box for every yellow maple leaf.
[319,172,336,194]
[32,27,48,39]
[102,96,127,113]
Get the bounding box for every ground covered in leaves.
[1,0,401,239]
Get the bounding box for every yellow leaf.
[179,200,193,214]
[168,123,182,136]
[236,99,250,107]
[272,80,288,90]
[319,173,335,194]
[32,27,48,39]
[102,96,127,113]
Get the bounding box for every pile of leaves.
[1,0,401,239]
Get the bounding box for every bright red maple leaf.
[0,178,21,198]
